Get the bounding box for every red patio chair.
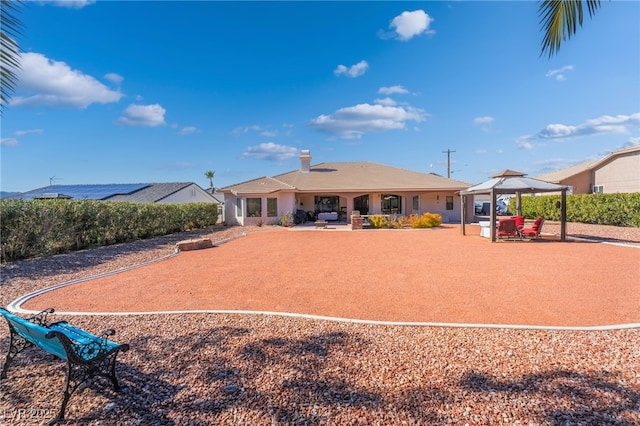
[512,216,525,237]
[520,217,544,239]
[496,218,518,239]
[512,216,525,229]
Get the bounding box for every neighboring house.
[219,150,471,226]
[535,144,640,194]
[12,182,221,206]
[0,191,20,199]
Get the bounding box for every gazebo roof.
[460,175,568,195]
[492,169,526,178]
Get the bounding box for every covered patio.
[459,170,569,242]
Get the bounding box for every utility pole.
[442,149,456,178]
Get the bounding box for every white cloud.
[334,60,369,78]
[12,52,123,109]
[39,0,96,8]
[14,129,44,136]
[474,116,494,124]
[117,104,166,127]
[535,113,640,140]
[2,128,44,147]
[533,156,606,176]
[516,139,535,150]
[233,125,279,137]
[232,124,262,135]
[516,113,640,147]
[240,142,298,162]
[178,126,199,135]
[474,116,495,132]
[379,85,409,95]
[536,157,582,171]
[546,65,575,81]
[389,10,435,41]
[475,149,487,154]
[374,97,397,106]
[309,103,427,139]
[104,73,124,85]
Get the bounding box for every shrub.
[409,212,442,228]
[512,192,640,227]
[368,214,388,229]
[388,216,408,229]
[0,199,219,262]
[279,212,295,227]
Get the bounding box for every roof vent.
[300,149,311,173]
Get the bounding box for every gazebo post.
[490,189,497,242]
[516,192,522,216]
[561,190,567,241]
[460,194,466,235]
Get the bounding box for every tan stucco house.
[535,144,640,194]
[219,150,471,226]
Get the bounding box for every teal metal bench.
[0,307,129,425]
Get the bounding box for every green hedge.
[508,193,640,227]
[0,199,219,262]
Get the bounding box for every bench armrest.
[27,307,55,327]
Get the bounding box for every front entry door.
[353,195,369,215]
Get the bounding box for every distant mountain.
[0,191,20,199]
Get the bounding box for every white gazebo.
[459,170,569,242]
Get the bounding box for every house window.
[413,195,419,211]
[236,198,242,216]
[315,196,339,213]
[267,198,277,217]
[592,185,604,194]
[446,196,454,210]
[247,198,262,217]
[382,194,401,214]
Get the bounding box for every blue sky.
[1,0,639,193]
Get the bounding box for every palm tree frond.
[539,0,601,58]
[0,0,24,114]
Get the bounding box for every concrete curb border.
[7,231,639,331]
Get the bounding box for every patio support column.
[346,196,354,222]
[561,190,567,241]
[516,192,522,216]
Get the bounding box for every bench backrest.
[48,322,120,361]
[0,309,68,360]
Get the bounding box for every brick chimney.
[300,149,311,173]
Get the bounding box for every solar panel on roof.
[21,184,149,200]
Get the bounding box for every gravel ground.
[1,224,639,425]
